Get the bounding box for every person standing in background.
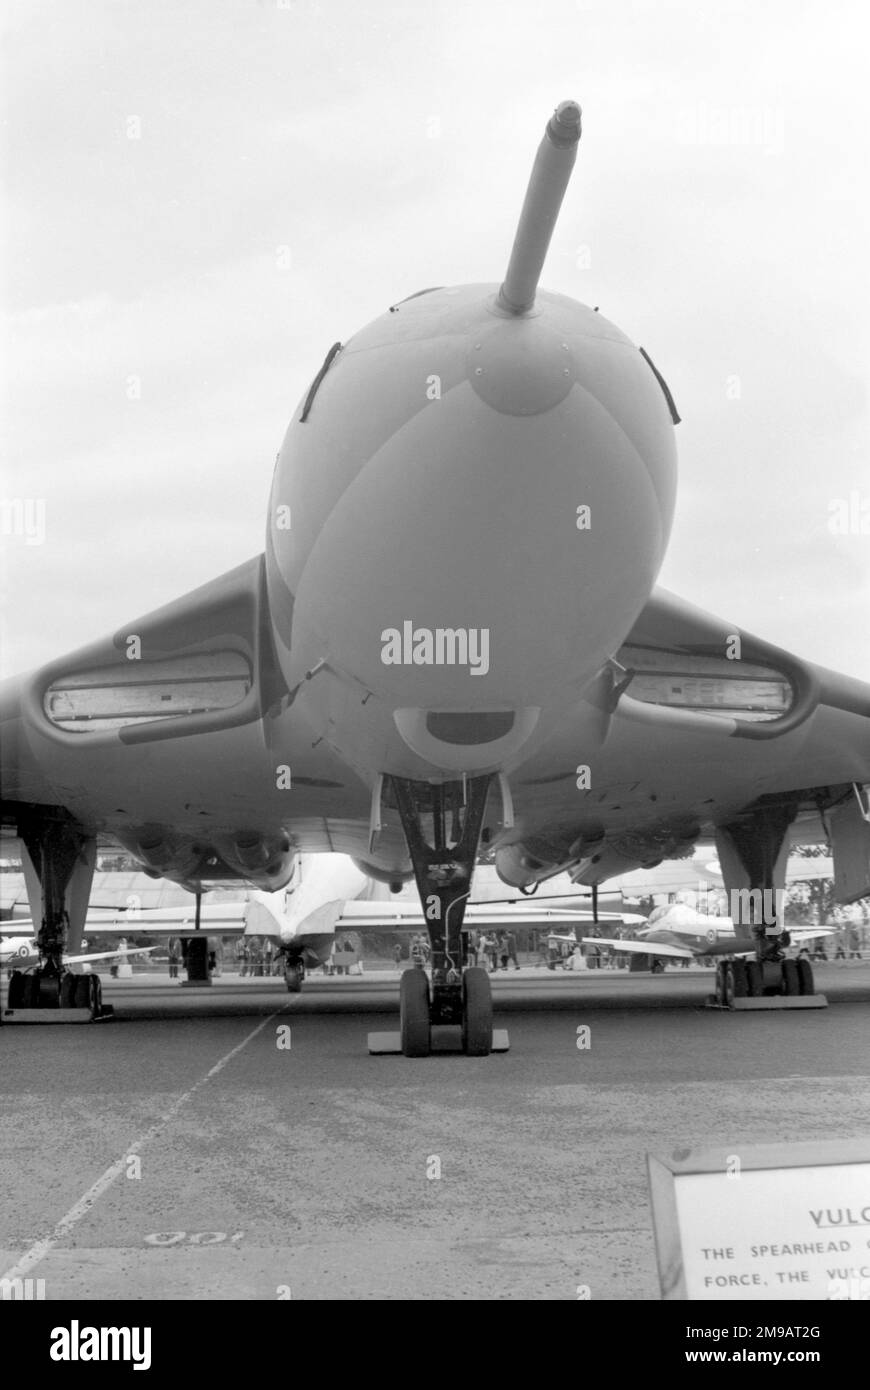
[485,935,498,973]
[496,931,509,970]
[506,931,520,971]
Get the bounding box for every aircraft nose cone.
[467,318,576,416]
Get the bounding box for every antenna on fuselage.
[496,99,583,316]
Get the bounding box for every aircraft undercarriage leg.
[178,892,214,987]
[181,935,211,986]
[384,774,502,1056]
[709,803,827,1011]
[283,955,305,993]
[4,810,104,1023]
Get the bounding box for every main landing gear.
[369,776,508,1057]
[706,803,827,1012]
[3,811,110,1025]
[712,954,822,1009]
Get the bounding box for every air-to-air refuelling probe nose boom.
[2,103,869,1050]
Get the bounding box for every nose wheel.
[284,960,305,993]
[399,967,431,1057]
[461,967,493,1055]
[396,965,494,1056]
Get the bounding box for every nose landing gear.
[368,775,508,1057]
[283,958,305,993]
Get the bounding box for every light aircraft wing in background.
[11,945,157,968]
[581,936,695,960]
[333,899,646,932]
[787,928,836,942]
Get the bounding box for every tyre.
[722,963,733,1006]
[782,959,800,996]
[60,973,77,1008]
[74,975,93,1009]
[728,960,748,1000]
[399,967,431,1057]
[461,966,493,1056]
[7,971,27,1009]
[284,964,302,994]
[745,960,763,997]
[22,973,42,1007]
[37,973,61,1007]
[796,958,815,996]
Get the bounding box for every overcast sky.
[2,0,868,684]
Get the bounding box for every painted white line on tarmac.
[0,1004,291,1282]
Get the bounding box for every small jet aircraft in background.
[582,901,835,974]
[0,933,35,964]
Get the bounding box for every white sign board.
[647,1141,870,1300]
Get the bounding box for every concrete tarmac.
[1,964,869,1300]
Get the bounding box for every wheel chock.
[2,1004,115,1024]
[704,994,828,1011]
[368,1026,510,1054]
